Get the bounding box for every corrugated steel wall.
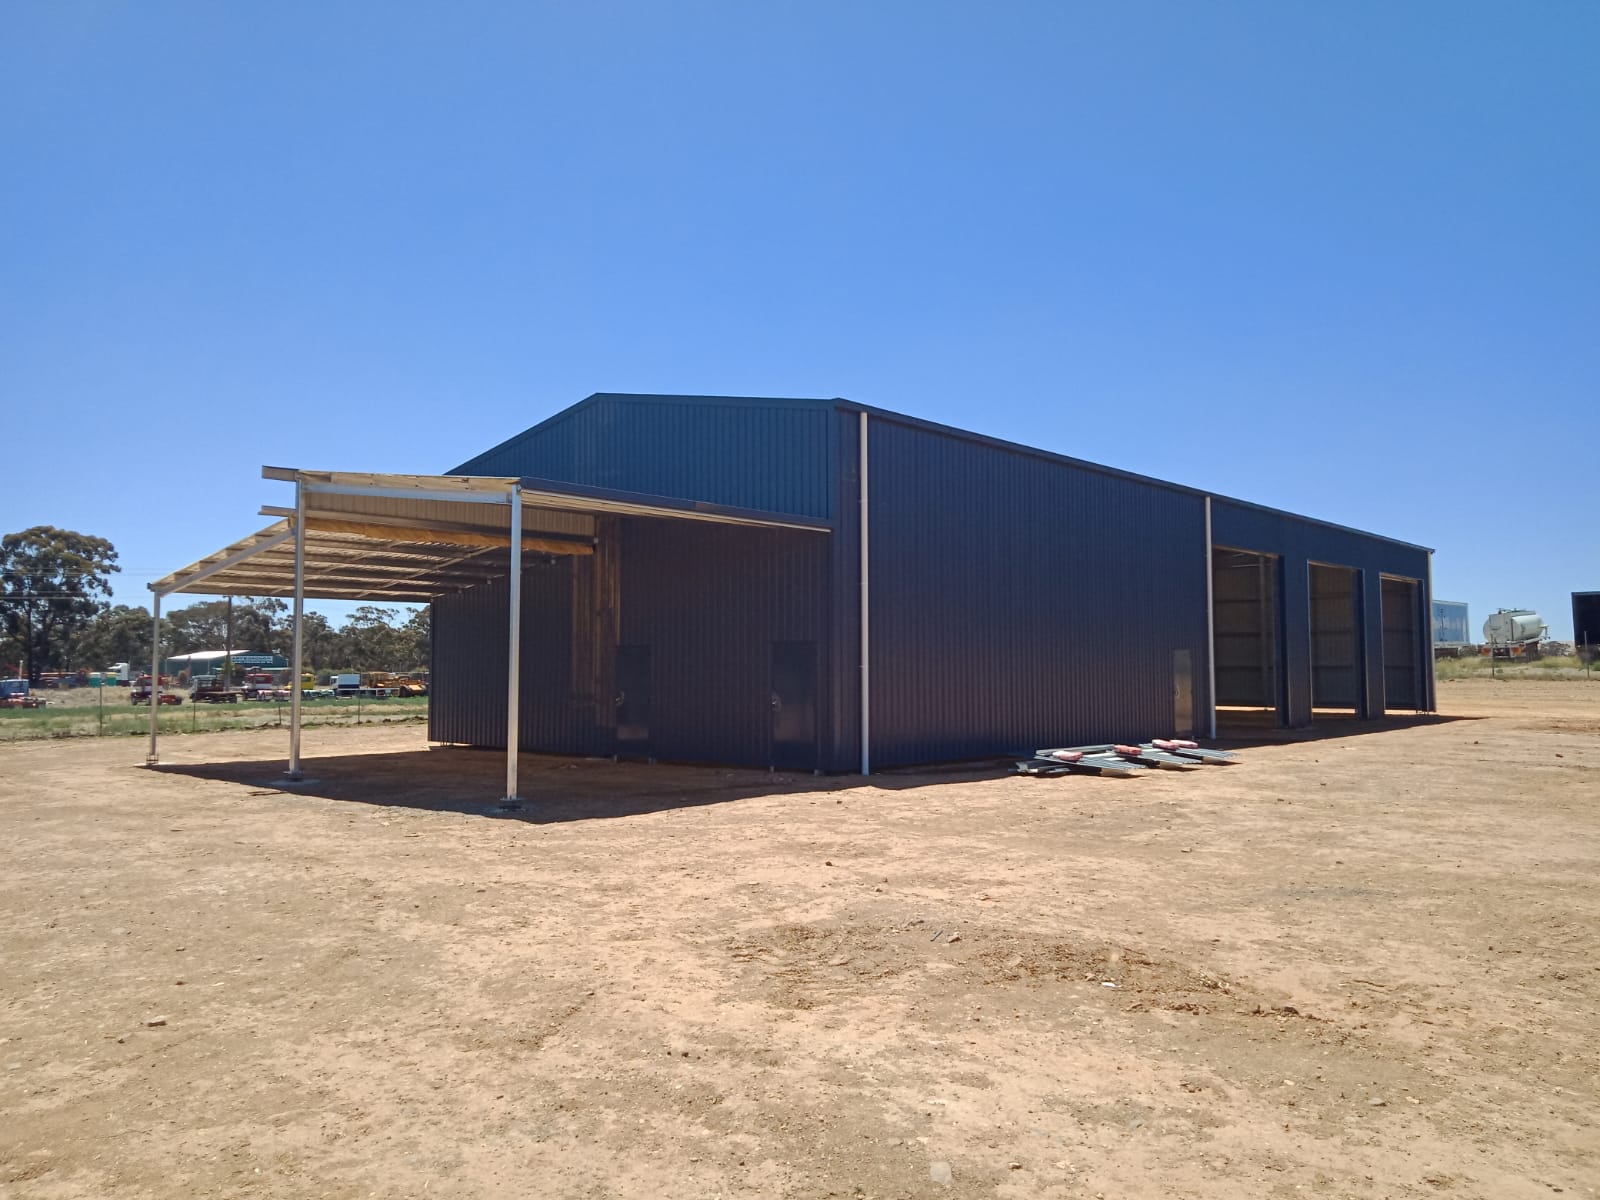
[1211,501,1433,721]
[429,517,832,768]
[862,417,1211,768]
[827,413,863,772]
[430,558,612,754]
[431,395,1439,767]
[450,394,839,520]
[618,518,830,767]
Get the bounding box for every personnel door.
[770,641,817,771]
[614,644,651,757]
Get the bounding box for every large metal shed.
[430,393,1435,773]
[149,393,1435,794]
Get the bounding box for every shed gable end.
[451,394,838,520]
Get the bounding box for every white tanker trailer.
[1481,609,1547,659]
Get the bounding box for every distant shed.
[1574,592,1600,652]
[428,393,1435,772]
[1432,599,1471,648]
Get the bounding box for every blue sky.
[3,2,1596,637]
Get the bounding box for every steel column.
[1425,552,1437,713]
[287,480,305,780]
[858,412,870,776]
[145,591,161,765]
[502,483,523,806]
[1361,569,1385,719]
[1204,496,1217,739]
[1283,558,1313,727]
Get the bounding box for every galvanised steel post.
[858,411,870,776]
[288,478,305,780]
[145,589,161,765]
[1204,496,1217,739]
[502,482,523,807]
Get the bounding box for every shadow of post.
[150,746,1013,824]
[1214,711,1481,750]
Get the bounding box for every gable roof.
[453,392,1432,554]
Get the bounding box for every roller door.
[1382,577,1421,711]
[1212,549,1281,712]
[1309,564,1362,712]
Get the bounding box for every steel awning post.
[1425,552,1438,714]
[1205,495,1217,739]
[859,411,871,776]
[145,590,161,765]
[498,483,524,809]
[287,479,305,781]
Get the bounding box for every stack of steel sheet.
[1016,740,1238,778]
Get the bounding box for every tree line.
[1,526,429,680]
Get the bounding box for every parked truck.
[1480,609,1547,660]
[190,674,242,704]
[130,677,182,705]
[240,671,278,700]
[333,672,408,698]
[0,679,47,709]
[370,671,427,697]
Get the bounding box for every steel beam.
[156,528,294,596]
[304,482,511,506]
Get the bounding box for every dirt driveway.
[2,680,1596,1199]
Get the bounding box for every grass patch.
[0,696,429,743]
[1435,655,1594,682]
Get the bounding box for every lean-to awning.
[150,468,830,602]
[145,467,832,806]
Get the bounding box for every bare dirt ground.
[2,679,1596,1199]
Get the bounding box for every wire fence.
[0,692,430,744]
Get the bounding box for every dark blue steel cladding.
[619,518,829,767]
[450,394,839,521]
[432,393,1438,769]
[828,413,863,772]
[430,518,830,767]
[1210,502,1431,578]
[431,577,506,748]
[864,417,1211,769]
[430,560,609,755]
[1210,499,1434,720]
